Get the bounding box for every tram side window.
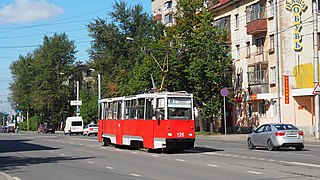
[125,100,130,119]
[156,98,165,120]
[145,99,153,120]
[117,101,122,119]
[113,101,118,119]
[108,102,113,119]
[129,99,136,119]
[137,98,145,119]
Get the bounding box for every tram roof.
[98,91,193,103]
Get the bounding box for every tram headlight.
[188,133,193,137]
[168,132,173,137]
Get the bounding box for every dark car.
[43,124,55,134]
[0,125,7,133]
[38,123,45,133]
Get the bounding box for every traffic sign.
[220,88,229,97]
[313,83,320,95]
[70,100,82,106]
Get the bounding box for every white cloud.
[0,0,64,24]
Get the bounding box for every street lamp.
[90,68,101,100]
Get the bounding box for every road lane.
[1,132,320,180]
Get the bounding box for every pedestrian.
[15,125,19,134]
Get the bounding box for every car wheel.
[247,138,255,149]
[267,139,275,151]
[295,147,302,151]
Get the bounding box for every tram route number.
[177,132,185,137]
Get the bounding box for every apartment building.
[152,0,176,26]
[213,0,318,134]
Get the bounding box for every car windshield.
[274,124,298,130]
[91,124,98,127]
[72,121,82,126]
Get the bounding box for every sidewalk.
[196,134,320,143]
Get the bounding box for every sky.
[0,0,152,115]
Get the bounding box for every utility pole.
[313,0,320,140]
[275,0,282,123]
[76,81,80,117]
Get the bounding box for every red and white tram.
[97,91,195,151]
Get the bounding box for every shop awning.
[291,88,314,97]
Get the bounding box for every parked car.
[83,124,98,136]
[0,125,7,133]
[7,125,15,133]
[247,123,304,151]
[38,123,45,133]
[43,124,55,134]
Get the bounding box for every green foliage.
[87,0,165,97]
[10,33,77,125]
[18,116,41,131]
[80,90,98,124]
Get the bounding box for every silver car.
[247,124,304,151]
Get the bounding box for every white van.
[64,116,84,135]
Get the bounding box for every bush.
[18,116,41,131]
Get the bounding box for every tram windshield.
[167,97,192,120]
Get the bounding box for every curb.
[0,172,15,180]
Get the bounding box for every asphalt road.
[1,132,320,180]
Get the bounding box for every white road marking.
[130,173,141,177]
[241,156,248,158]
[233,155,239,158]
[131,151,138,154]
[225,154,231,156]
[203,152,218,155]
[106,166,114,169]
[249,157,256,160]
[13,177,21,180]
[176,159,186,162]
[284,152,315,157]
[78,144,83,146]
[247,171,263,175]
[87,161,94,164]
[60,154,65,156]
[268,159,276,162]
[89,145,94,147]
[285,161,320,168]
[152,155,159,158]
[207,164,219,167]
[49,151,54,153]
[70,142,74,144]
[278,161,287,163]
[101,147,107,149]
[258,158,266,161]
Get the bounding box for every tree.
[87,0,164,97]
[80,90,98,124]
[174,0,232,131]
[10,33,77,125]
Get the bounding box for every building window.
[270,66,276,84]
[235,44,240,60]
[246,42,251,57]
[246,3,265,23]
[166,1,172,9]
[235,14,239,29]
[256,38,264,54]
[268,0,274,18]
[269,34,274,52]
[258,101,266,117]
[237,103,242,118]
[164,14,173,24]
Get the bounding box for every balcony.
[153,14,162,22]
[246,6,267,35]
[247,19,267,35]
[247,63,269,86]
[247,51,268,66]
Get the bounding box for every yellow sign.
[286,0,307,51]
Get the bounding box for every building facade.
[152,0,319,135]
